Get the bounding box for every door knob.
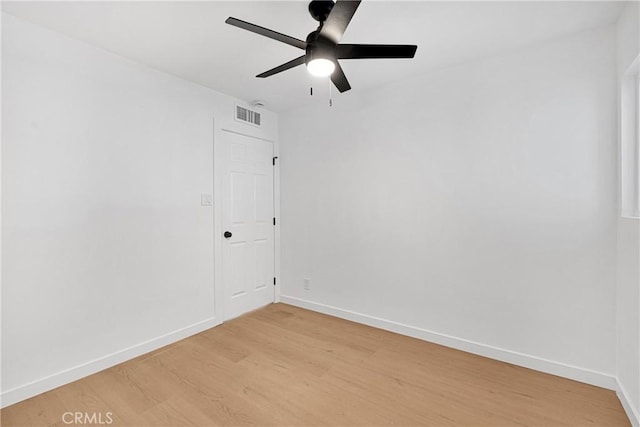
[224,231,232,238]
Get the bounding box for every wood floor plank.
[1,303,631,426]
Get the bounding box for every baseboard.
[280,295,617,390]
[3,301,626,420]
[617,378,640,427]
[1,316,222,408]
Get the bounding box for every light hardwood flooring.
[1,303,630,426]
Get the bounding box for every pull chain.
[328,79,333,107]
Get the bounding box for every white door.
[221,130,274,320]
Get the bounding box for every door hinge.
[273,277,277,286]
[273,217,276,226]
[272,156,278,166]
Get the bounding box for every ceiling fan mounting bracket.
[308,0,335,23]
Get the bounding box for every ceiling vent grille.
[235,105,261,127]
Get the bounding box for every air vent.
[235,105,261,127]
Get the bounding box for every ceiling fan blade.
[331,61,351,93]
[225,17,307,50]
[336,44,417,59]
[319,0,361,44]
[256,56,306,78]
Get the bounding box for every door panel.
[230,241,248,297]
[231,172,250,224]
[222,130,274,320]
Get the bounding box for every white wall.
[1,12,278,406]
[616,2,640,425]
[280,26,618,387]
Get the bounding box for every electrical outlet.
[303,278,311,290]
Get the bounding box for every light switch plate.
[201,193,213,206]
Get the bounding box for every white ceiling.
[2,1,626,112]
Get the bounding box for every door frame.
[213,125,280,322]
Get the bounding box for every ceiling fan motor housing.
[305,30,336,65]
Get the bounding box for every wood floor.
[2,303,630,427]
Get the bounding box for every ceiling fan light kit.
[225,0,417,94]
[306,58,335,77]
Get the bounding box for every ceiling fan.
[225,0,417,93]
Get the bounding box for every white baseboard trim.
[280,295,616,391]
[1,316,222,408]
[617,378,640,427]
[5,300,629,422]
